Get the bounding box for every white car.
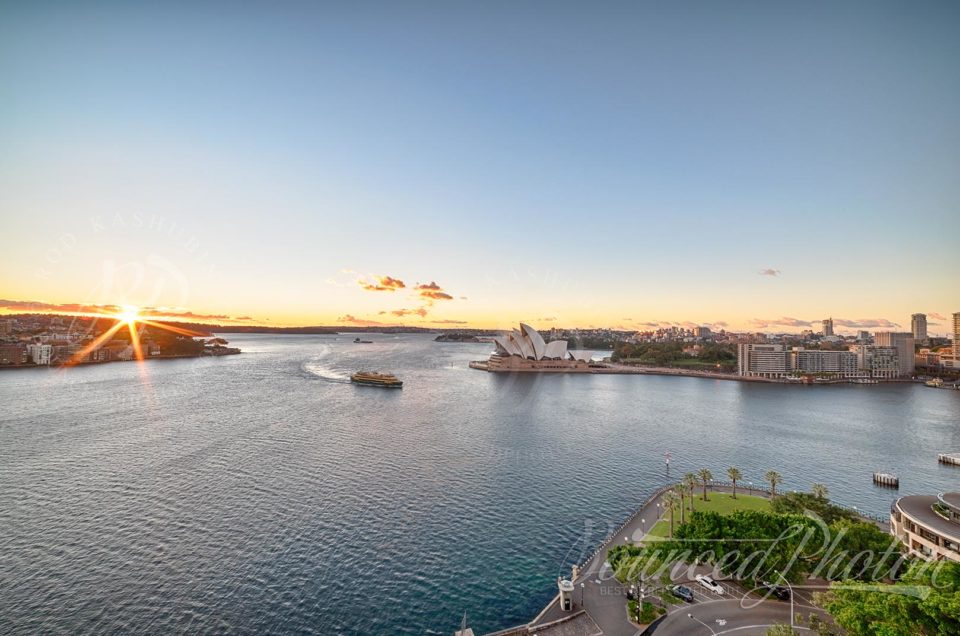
[695,574,725,595]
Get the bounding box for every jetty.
[938,453,960,467]
[873,472,900,488]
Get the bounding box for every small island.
[434,333,482,343]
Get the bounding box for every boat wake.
[300,346,351,383]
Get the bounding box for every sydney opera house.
[470,323,597,372]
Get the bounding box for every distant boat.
[353,337,373,344]
[350,371,402,388]
[925,378,944,388]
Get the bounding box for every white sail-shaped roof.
[520,323,547,360]
[544,340,568,359]
[494,336,520,357]
[569,350,594,362]
[511,329,535,359]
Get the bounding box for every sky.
[1,1,958,333]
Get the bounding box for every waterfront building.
[874,332,915,376]
[911,313,928,341]
[851,345,900,378]
[857,330,870,342]
[788,348,860,377]
[821,317,834,337]
[737,343,788,377]
[916,349,941,368]
[890,492,960,563]
[482,323,594,372]
[26,343,53,365]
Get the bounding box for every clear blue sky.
[1,1,958,330]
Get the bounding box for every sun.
[116,305,141,324]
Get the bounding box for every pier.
[873,472,900,488]
[938,453,960,467]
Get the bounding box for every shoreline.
[0,350,240,371]
[469,360,921,385]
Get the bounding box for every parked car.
[695,574,724,594]
[760,581,791,600]
[671,584,694,602]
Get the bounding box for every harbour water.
[1,334,958,635]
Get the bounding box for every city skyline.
[2,2,959,330]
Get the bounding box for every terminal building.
[890,492,960,563]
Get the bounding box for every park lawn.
[646,492,770,540]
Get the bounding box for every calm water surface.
[1,334,958,634]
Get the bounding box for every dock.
[873,472,899,488]
[938,453,960,467]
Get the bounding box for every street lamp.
[641,517,646,537]
[775,571,795,632]
[687,613,717,635]
[579,582,585,606]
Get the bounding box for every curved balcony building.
[890,492,960,562]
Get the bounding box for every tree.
[676,484,688,524]
[820,560,960,635]
[811,483,829,500]
[765,470,783,498]
[662,490,680,537]
[697,468,713,501]
[683,473,698,512]
[727,467,743,499]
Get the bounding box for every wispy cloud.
[750,316,813,329]
[758,268,781,277]
[337,314,389,326]
[833,318,900,329]
[929,312,947,321]
[416,281,454,301]
[381,307,428,318]
[359,275,406,292]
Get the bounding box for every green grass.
[646,492,771,539]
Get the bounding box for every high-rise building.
[874,332,915,376]
[954,312,960,360]
[821,318,834,337]
[911,314,928,341]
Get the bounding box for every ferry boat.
[925,378,944,388]
[350,371,403,388]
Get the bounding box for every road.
[651,597,831,635]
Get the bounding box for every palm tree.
[683,473,698,511]
[697,468,713,501]
[662,490,680,537]
[811,483,829,500]
[676,484,687,524]
[765,470,783,498]
[727,467,743,499]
